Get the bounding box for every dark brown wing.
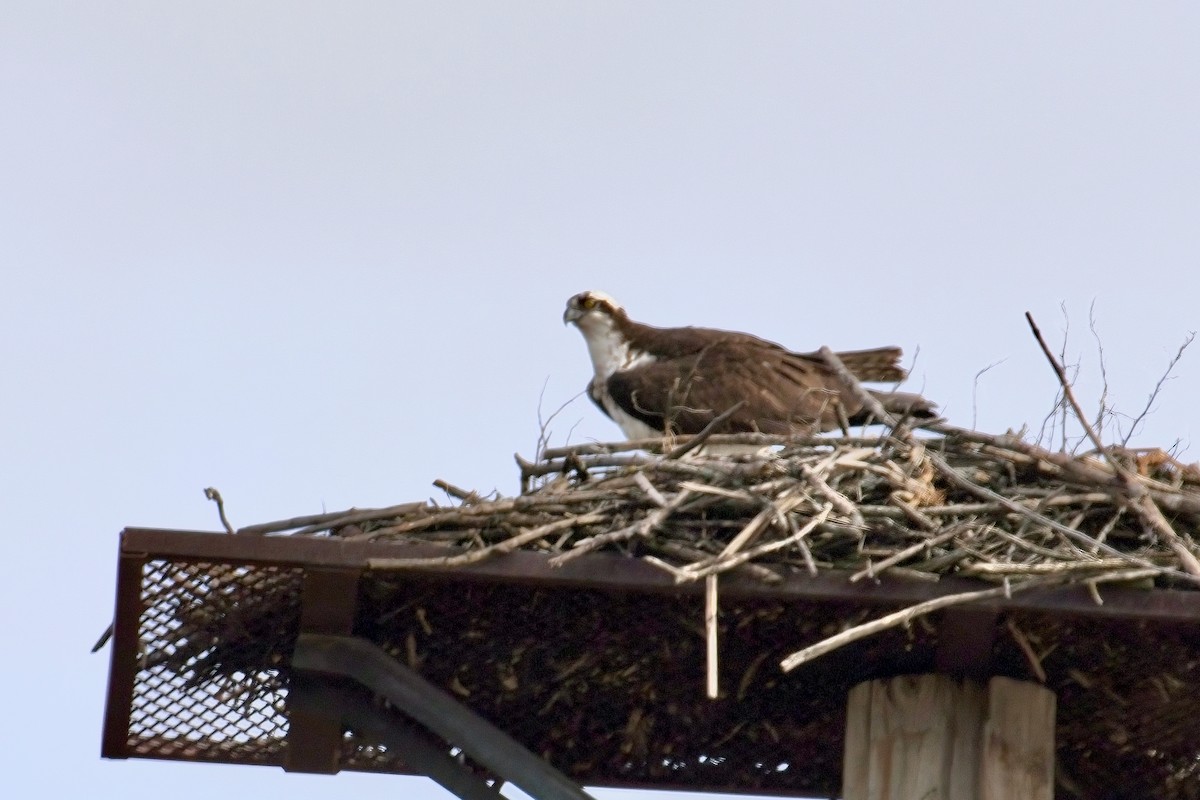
[605,341,869,435]
[623,320,908,383]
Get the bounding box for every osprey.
[563,290,935,444]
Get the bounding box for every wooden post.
[843,675,1055,800]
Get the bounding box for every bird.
[563,290,935,447]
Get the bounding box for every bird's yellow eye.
[582,296,596,309]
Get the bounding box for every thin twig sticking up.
[204,487,235,535]
[1024,312,1200,577]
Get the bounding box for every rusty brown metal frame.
[114,527,1200,622]
[285,567,362,774]
[100,549,147,761]
[101,526,1200,789]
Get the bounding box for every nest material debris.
[224,420,1200,666]
[194,339,1200,676]
[125,333,1200,798]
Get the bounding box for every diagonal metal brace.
[292,633,596,800]
[288,675,504,800]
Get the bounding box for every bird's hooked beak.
[563,305,583,325]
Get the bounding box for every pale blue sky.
[3,3,1199,798]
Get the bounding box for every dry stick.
[203,487,235,535]
[1025,312,1200,577]
[634,471,669,508]
[433,479,483,504]
[1121,330,1195,446]
[642,554,692,581]
[849,524,967,582]
[891,497,937,531]
[549,490,694,566]
[817,346,903,430]
[677,481,758,502]
[1005,618,1048,683]
[960,558,1142,576]
[705,574,719,699]
[799,463,865,529]
[343,494,602,540]
[926,455,1144,563]
[528,451,731,483]
[666,400,748,459]
[819,348,1165,572]
[520,452,653,479]
[715,490,803,560]
[682,505,833,581]
[367,512,607,569]
[989,526,1087,561]
[780,580,1050,672]
[939,424,1200,516]
[236,502,428,536]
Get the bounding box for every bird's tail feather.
[851,389,938,425]
[832,347,907,382]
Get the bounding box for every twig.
[850,524,967,582]
[717,490,803,559]
[91,624,113,653]
[549,490,694,565]
[824,345,1174,573]
[666,400,748,459]
[818,347,898,428]
[927,453,1111,554]
[780,580,1048,672]
[1088,300,1112,441]
[799,463,865,529]
[634,471,669,508]
[681,505,833,580]
[204,487,235,535]
[520,453,653,479]
[533,380,583,464]
[1005,618,1047,683]
[236,502,427,536]
[433,479,484,504]
[1026,312,1200,577]
[1121,330,1196,445]
[368,512,606,569]
[959,558,1149,576]
[705,574,719,699]
[971,359,1006,431]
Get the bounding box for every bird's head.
[563,290,625,327]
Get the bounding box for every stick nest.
[248,423,1200,595]
[131,336,1200,797]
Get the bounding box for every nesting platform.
[100,411,1200,798]
[102,524,1200,798]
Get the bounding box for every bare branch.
[1121,331,1196,446]
[666,400,748,459]
[1087,300,1112,440]
[1026,312,1200,577]
[971,358,1006,431]
[204,487,235,535]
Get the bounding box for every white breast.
[593,387,663,440]
[575,315,661,439]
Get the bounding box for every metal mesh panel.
[127,560,302,764]
[104,531,1200,798]
[353,575,917,796]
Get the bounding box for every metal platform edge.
[116,526,1200,622]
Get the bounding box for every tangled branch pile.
[237,419,1198,649]
[116,322,1200,797]
[195,333,1198,677]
